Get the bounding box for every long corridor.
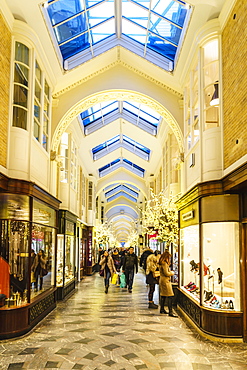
[1,274,247,370]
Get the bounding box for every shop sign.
[182,210,194,221]
[66,221,75,235]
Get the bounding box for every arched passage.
[51,89,184,155]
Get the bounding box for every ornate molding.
[51,90,184,154]
[119,60,183,98]
[53,60,119,98]
[52,50,182,99]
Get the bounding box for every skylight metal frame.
[80,100,161,136]
[43,0,191,71]
[107,191,138,203]
[98,157,145,177]
[91,133,151,160]
[105,184,139,198]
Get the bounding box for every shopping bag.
[111,273,118,285]
[120,273,126,288]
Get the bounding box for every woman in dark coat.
[99,250,117,293]
[31,249,47,292]
[159,251,177,317]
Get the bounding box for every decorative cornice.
[51,90,184,154]
[53,60,119,98]
[52,47,182,99]
[119,60,183,98]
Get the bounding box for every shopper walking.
[99,250,117,293]
[122,247,138,293]
[146,250,161,309]
[159,251,177,317]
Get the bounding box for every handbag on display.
[99,269,104,277]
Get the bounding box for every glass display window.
[202,222,240,311]
[202,38,220,130]
[0,220,29,307]
[56,235,64,286]
[180,224,200,302]
[31,224,55,298]
[65,234,75,284]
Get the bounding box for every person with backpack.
[122,247,138,293]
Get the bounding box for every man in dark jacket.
[122,247,138,293]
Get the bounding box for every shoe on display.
[229,300,234,309]
[184,282,194,289]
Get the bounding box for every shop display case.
[56,211,76,300]
[0,183,59,340]
[177,191,243,339]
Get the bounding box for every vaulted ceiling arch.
[51,89,184,156]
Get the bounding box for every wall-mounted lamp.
[210,81,219,106]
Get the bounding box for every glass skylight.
[107,191,138,203]
[105,184,139,198]
[80,100,161,135]
[44,0,191,70]
[98,157,145,177]
[91,133,150,160]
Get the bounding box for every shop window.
[180,224,200,302]
[43,80,50,150]
[88,181,93,210]
[184,59,200,151]
[57,221,75,287]
[31,224,55,298]
[33,62,51,151]
[70,139,77,190]
[0,220,29,306]
[60,133,69,183]
[13,42,29,130]
[203,39,219,130]
[202,222,240,311]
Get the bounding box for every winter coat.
[99,255,116,278]
[140,249,153,270]
[122,253,138,273]
[112,253,121,271]
[146,254,159,285]
[31,254,47,278]
[159,260,174,297]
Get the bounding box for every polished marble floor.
[1,273,247,370]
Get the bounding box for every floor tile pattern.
[1,273,247,369]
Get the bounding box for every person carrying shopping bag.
[99,250,117,293]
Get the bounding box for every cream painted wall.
[51,65,183,140]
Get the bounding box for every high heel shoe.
[229,300,234,309]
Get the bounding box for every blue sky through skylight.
[44,0,190,69]
[80,100,160,135]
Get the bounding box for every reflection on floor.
[1,273,247,370]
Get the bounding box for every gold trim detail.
[51,90,184,154]
[52,59,182,99]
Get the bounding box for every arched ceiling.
[4,0,229,244]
